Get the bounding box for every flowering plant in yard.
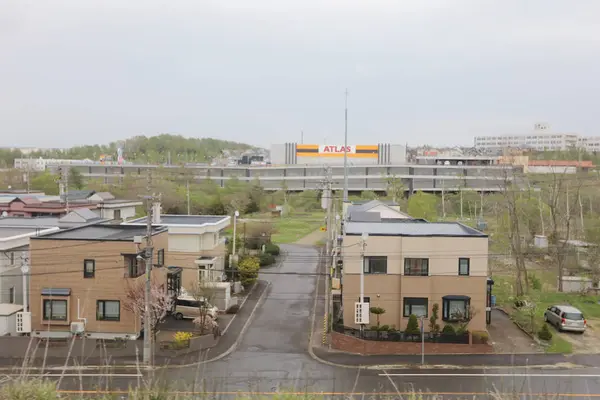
[173,331,193,343]
[193,315,218,333]
[123,278,173,340]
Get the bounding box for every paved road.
[5,244,600,398]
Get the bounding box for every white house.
[122,209,231,286]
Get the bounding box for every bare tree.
[544,171,583,292]
[499,171,529,296]
[189,281,218,335]
[123,279,173,342]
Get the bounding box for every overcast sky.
[1,0,599,149]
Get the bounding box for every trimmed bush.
[405,314,420,335]
[264,243,280,256]
[238,256,260,286]
[226,304,240,314]
[441,324,456,336]
[472,330,489,344]
[259,252,276,266]
[538,323,553,341]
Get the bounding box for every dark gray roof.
[344,221,487,237]
[127,215,229,226]
[66,190,95,201]
[33,224,167,241]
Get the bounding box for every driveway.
[488,309,543,353]
[553,317,600,353]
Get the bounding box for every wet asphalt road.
[6,244,600,397]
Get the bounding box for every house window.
[357,296,371,304]
[363,256,387,274]
[97,300,120,321]
[43,300,68,321]
[157,249,165,266]
[83,259,95,278]
[404,258,429,276]
[114,209,121,220]
[9,252,14,266]
[9,287,15,304]
[403,297,428,318]
[442,296,470,321]
[458,258,470,276]
[125,255,143,278]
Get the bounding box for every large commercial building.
[270,143,406,165]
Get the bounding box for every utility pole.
[26,156,31,193]
[343,89,349,202]
[141,169,155,366]
[325,166,333,262]
[359,232,368,338]
[186,180,191,215]
[59,167,70,214]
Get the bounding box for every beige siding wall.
[167,242,228,291]
[343,235,488,277]
[29,232,169,335]
[342,275,488,332]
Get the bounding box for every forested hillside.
[0,134,257,167]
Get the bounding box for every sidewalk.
[0,280,268,369]
[312,346,600,368]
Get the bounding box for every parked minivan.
[544,305,586,333]
[173,296,218,321]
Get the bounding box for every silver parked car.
[544,305,587,333]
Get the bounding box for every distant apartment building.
[474,124,600,153]
[474,133,579,151]
[14,158,95,172]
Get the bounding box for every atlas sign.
[319,145,356,154]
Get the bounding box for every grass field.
[270,212,326,243]
[222,211,326,244]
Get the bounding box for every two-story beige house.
[29,224,170,339]
[341,215,489,332]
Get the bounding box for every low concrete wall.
[0,335,218,361]
[331,332,493,355]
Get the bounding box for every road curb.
[307,248,359,370]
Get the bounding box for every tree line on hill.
[0,134,257,168]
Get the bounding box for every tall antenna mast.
[343,89,349,202]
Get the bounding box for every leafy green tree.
[407,191,439,221]
[68,168,85,190]
[30,172,59,195]
[369,306,385,329]
[238,256,260,286]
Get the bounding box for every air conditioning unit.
[16,312,32,333]
[70,322,85,334]
[354,302,370,325]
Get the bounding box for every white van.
[173,296,218,321]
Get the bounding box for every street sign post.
[420,316,425,365]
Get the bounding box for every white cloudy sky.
[1,0,599,148]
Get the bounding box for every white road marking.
[379,373,600,378]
